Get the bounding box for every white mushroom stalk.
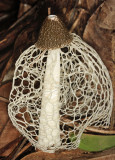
[37,49,61,152]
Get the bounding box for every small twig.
[11,138,27,160]
[7,138,27,160]
[0,39,7,44]
[70,9,88,33]
[48,7,51,15]
[86,126,115,135]
[70,10,82,32]
[15,143,31,159]
[0,136,23,156]
[0,96,9,103]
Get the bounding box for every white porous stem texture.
[37,49,61,152]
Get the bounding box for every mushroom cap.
[35,15,73,50]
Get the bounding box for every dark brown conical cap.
[35,15,73,50]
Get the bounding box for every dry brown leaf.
[13,23,38,63]
[0,0,19,12]
[0,81,12,98]
[21,147,115,160]
[89,154,115,160]
[21,149,85,160]
[0,120,21,157]
[77,0,101,11]
[0,54,14,84]
[18,3,31,18]
[0,101,9,133]
[0,81,21,157]
[83,1,115,129]
[97,0,115,30]
[86,0,101,11]
[20,0,38,5]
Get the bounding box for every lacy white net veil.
[8,33,113,153]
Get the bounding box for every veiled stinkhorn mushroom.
[8,15,113,153]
